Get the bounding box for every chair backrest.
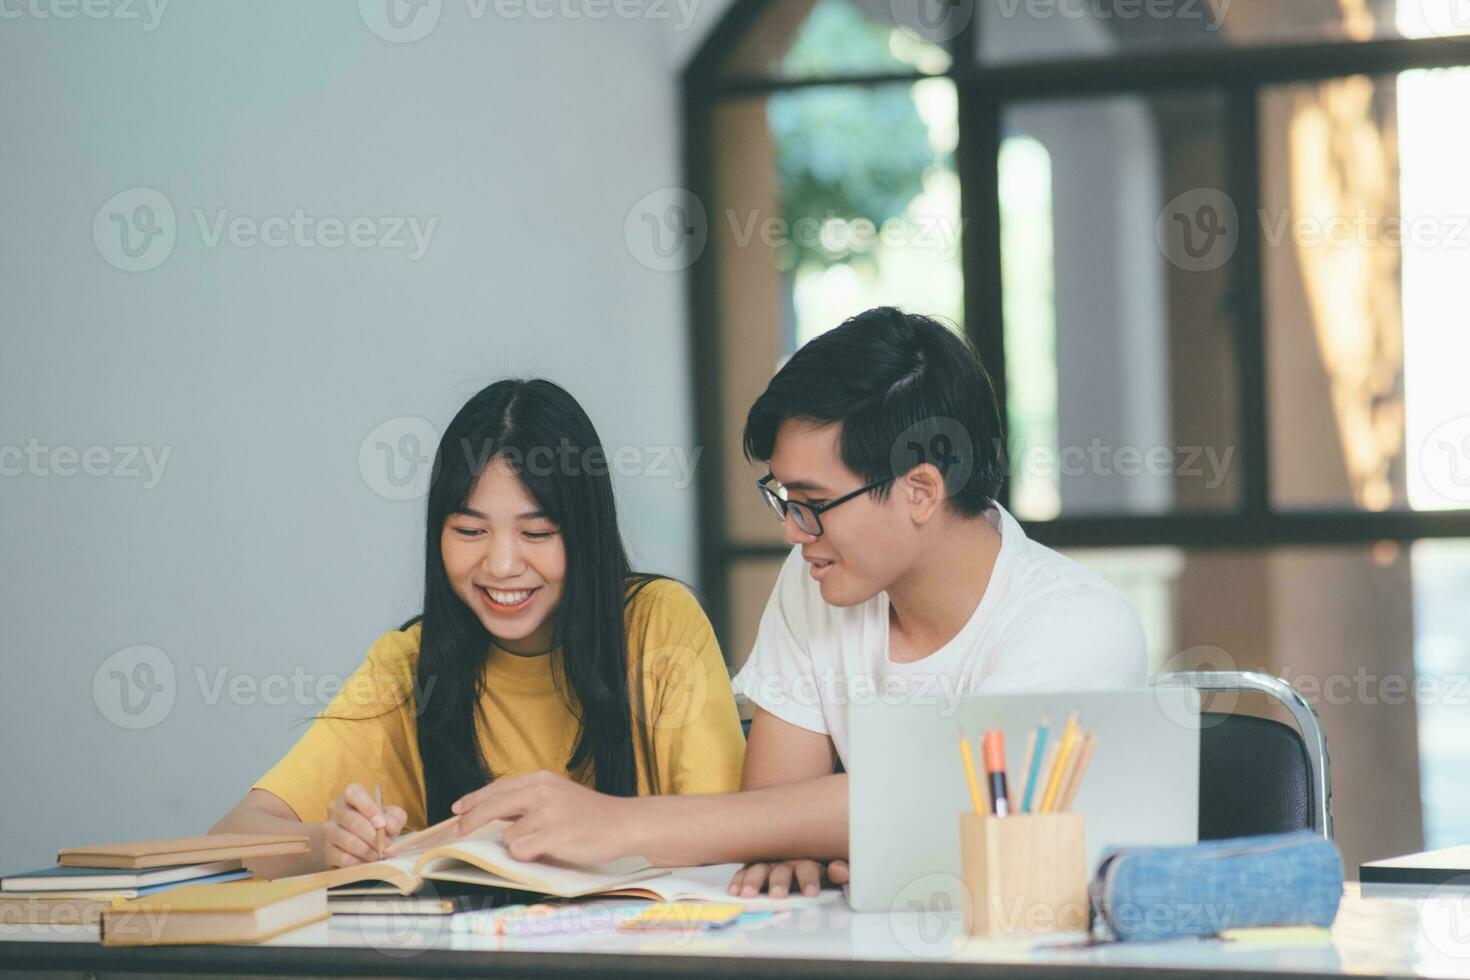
[1198,711,1314,840]
[1155,670,1333,841]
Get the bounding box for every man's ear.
[900,464,946,525]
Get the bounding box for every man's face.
[767,419,918,607]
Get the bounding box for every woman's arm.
[210,789,329,878]
[221,628,424,880]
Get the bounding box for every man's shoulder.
[1004,528,1133,608]
[991,542,1148,683]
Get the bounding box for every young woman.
[212,379,744,874]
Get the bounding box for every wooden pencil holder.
[959,813,1089,937]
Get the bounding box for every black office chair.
[1153,671,1334,841]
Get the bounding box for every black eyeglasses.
[756,472,893,538]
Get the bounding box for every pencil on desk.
[1013,727,1037,811]
[1058,732,1097,812]
[1042,728,1078,813]
[1018,714,1047,813]
[1039,711,1080,813]
[958,730,987,816]
[1030,737,1059,814]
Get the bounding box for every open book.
[299,817,667,899]
[324,863,822,909]
[297,817,827,908]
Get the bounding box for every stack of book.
[3,826,820,946]
[102,878,329,946]
[0,833,308,939]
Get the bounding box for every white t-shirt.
[731,503,1147,766]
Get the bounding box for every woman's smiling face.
[440,457,566,655]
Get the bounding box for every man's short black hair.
[743,306,1005,516]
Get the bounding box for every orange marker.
[983,730,1010,817]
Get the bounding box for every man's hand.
[451,771,637,866]
[728,859,849,898]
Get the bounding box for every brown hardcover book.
[0,894,111,928]
[58,834,309,870]
[102,879,327,946]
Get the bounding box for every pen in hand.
[374,784,386,859]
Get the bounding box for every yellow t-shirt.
[252,579,744,830]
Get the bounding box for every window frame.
[683,0,1470,642]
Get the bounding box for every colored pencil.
[1039,711,1080,813]
[1058,732,1098,812]
[958,731,986,816]
[1018,715,1048,813]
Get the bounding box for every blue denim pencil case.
[1089,831,1343,942]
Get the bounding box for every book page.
[287,855,421,895]
[415,826,664,897]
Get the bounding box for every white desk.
[4,882,1470,978]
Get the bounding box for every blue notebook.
[130,869,253,896]
[1,862,249,894]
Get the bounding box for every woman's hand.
[451,771,638,865]
[728,859,849,898]
[323,782,407,868]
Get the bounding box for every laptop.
[1360,844,1470,886]
[847,687,1200,912]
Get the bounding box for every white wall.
[0,0,715,872]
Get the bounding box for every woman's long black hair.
[412,379,650,823]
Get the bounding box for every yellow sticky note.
[618,903,744,931]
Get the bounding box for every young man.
[445,307,1147,896]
